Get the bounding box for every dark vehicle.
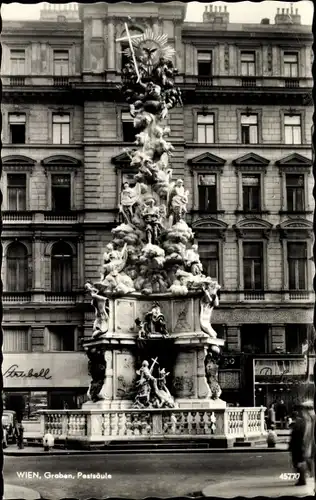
[2,410,17,444]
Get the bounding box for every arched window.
[51,241,73,292]
[7,242,28,292]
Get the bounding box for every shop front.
[3,353,91,422]
[253,356,313,413]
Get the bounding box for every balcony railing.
[197,76,213,87]
[3,292,32,303]
[2,211,81,223]
[285,78,299,88]
[53,76,70,87]
[289,290,310,300]
[244,291,265,301]
[45,293,77,303]
[2,212,33,222]
[241,77,257,88]
[44,213,78,222]
[10,76,26,86]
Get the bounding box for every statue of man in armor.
[142,198,162,245]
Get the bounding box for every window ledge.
[235,210,270,215]
[279,210,313,215]
[192,209,225,214]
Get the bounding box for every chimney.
[40,2,80,22]
[274,5,301,25]
[203,3,230,24]
[261,18,270,24]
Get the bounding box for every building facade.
[1,2,314,418]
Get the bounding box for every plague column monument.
[83,27,225,412]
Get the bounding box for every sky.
[0,0,313,24]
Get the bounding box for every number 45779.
[279,473,300,480]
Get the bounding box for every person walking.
[289,400,315,486]
[267,403,276,430]
[277,399,287,429]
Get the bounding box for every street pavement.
[4,450,304,499]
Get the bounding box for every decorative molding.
[233,152,270,172]
[2,155,36,172]
[233,217,273,239]
[41,155,81,173]
[192,217,228,240]
[111,150,134,168]
[277,218,313,239]
[276,152,312,172]
[188,152,226,172]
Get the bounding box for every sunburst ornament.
[125,29,176,69]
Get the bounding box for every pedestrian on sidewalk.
[277,399,287,429]
[289,400,315,486]
[267,403,276,430]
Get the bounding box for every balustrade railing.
[42,407,265,442]
[10,76,26,86]
[53,76,70,87]
[3,292,32,303]
[289,290,310,300]
[285,78,299,88]
[244,291,265,301]
[45,293,77,303]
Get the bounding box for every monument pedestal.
[82,294,226,410]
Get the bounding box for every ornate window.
[241,114,258,144]
[233,152,269,213]
[240,324,269,354]
[6,242,28,292]
[199,241,219,281]
[7,174,26,211]
[42,155,80,210]
[276,153,311,213]
[52,113,70,144]
[286,174,304,212]
[198,174,217,212]
[188,152,225,212]
[53,50,69,76]
[51,174,71,212]
[51,241,73,293]
[47,326,76,351]
[9,113,26,144]
[197,51,212,77]
[243,242,263,291]
[285,324,308,354]
[283,52,298,78]
[241,51,255,76]
[284,115,301,144]
[121,111,136,142]
[197,114,214,144]
[3,328,29,352]
[10,49,25,74]
[242,174,260,212]
[287,242,307,291]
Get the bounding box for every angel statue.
[103,243,128,277]
[167,179,189,225]
[119,182,139,225]
[85,281,109,338]
[185,244,203,276]
[200,280,221,338]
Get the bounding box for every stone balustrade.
[41,407,266,446]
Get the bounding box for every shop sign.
[3,353,91,388]
[254,358,307,384]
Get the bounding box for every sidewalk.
[202,475,315,497]
[4,484,41,500]
[4,442,289,456]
